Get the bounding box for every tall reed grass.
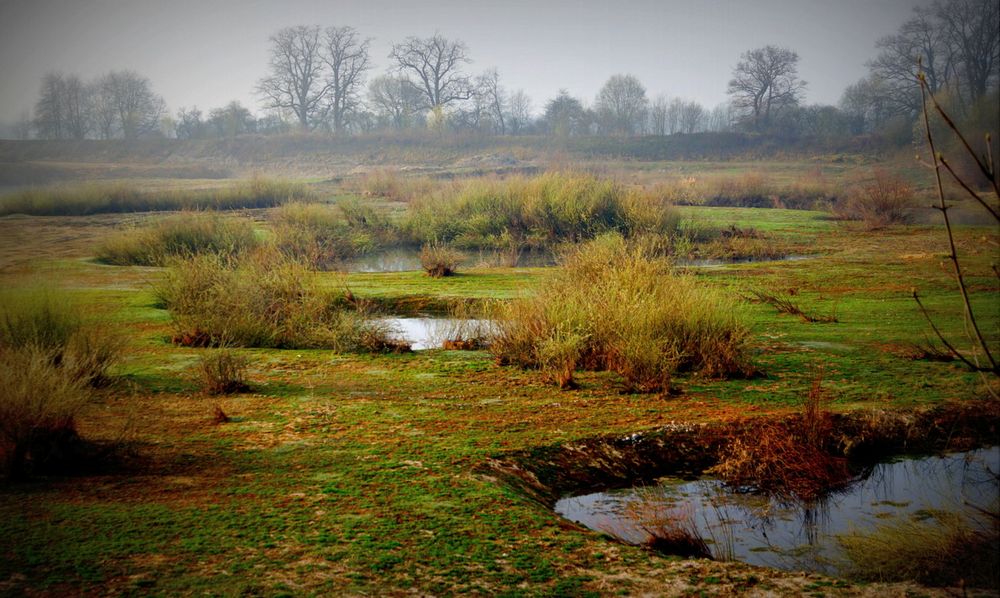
[158,249,392,351]
[97,211,260,266]
[0,177,312,216]
[271,201,392,270]
[489,234,753,392]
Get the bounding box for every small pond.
[555,447,999,577]
[347,249,814,272]
[379,316,492,350]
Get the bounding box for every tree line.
[18,0,998,144]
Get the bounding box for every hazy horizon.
[0,0,927,125]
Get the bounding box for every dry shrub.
[420,243,463,277]
[0,288,121,386]
[97,211,260,266]
[709,379,850,501]
[747,286,838,323]
[489,234,754,392]
[708,173,776,208]
[0,347,90,479]
[272,202,377,269]
[158,250,391,351]
[836,169,914,229]
[359,168,436,202]
[620,490,712,559]
[199,349,251,395]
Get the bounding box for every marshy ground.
[0,159,997,596]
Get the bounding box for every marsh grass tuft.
[199,349,251,395]
[489,234,754,393]
[0,177,312,216]
[420,243,463,277]
[158,249,392,351]
[97,211,260,266]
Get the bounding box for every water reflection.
[555,447,999,576]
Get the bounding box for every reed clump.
[97,211,260,266]
[489,234,754,393]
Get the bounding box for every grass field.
[0,167,997,596]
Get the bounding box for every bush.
[489,234,754,392]
[0,346,90,479]
[358,168,436,202]
[0,288,121,386]
[420,243,463,277]
[97,211,260,266]
[272,202,375,269]
[199,349,251,395]
[159,250,391,351]
[404,173,679,254]
[835,169,914,229]
[0,177,312,216]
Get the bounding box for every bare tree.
[323,26,371,134]
[208,101,256,137]
[476,68,507,135]
[507,89,533,134]
[389,34,473,110]
[367,75,424,130]
[595,74,648,136]
[257,26,330,130]
[542,90,587,136]
[678,100,706,134]
[34,73,89,139]
[666,98,684,134]
[934,0,1000,104]
[868,8,952,117]
[727,45,806,130]
[102,70,165,139]
[88,77,118,140]
[649,94,669,135]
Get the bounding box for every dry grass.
[419,243,463,277]
[835,168,915,229]
[489,234,754,393]
[199,349,251,395]
[623,491,712,559]
[357,168,436,203]
[0,346,90,479]
[0,177,312,216]
[746,286,838,323]
[96,211,260,266]
[272,202,377,270]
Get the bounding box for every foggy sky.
[0,0,927,124]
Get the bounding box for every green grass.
[0,191,997,595]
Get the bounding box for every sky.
[0,0,927,124]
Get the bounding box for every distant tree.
[678,100,706,134]
[706,102,735,132]
[94,70,165,139]
[542,90,587,136]
[727,45,806,131]
[175,107,206,139]
[389,34,473,110]
[934,0,999,104]
[868,8,951,117]
[840,75,894,133]
[208,101,256,137]
[367,75,424,129]
[665,98,684,134]
[33,73,89,139]
[595,74,648,136]
[323,26,371,134]
[257,26,330,130]
[476,68,507,135]
[507,89,533,134]
[648,94,669,135]
[13,111,32,140]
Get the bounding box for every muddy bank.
[480,401,1000,506]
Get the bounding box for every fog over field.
[1,0,925,127]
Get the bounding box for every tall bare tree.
[595,74,648,136]
[868,8,952,116]
[367,75,424,130]
[102,70,165,139]
[727,45,806,130]
[934,0,1000,104]
[389,34,473,110]
[678,100,706,134]
[648,94,669,135]
[34,73,89,139]
[507,90,533,134]
[323,26,371,134]
[476,68,506,134]
[257,26,330,130]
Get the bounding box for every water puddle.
[555,447,998,577]
[378,316,492,350]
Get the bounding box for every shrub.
[159,250,391,351]
[835,169,914,229]
[0,177,312,216]
[199,349,251,395]
[0,288,121,386]
[97,211,260,266]
[404,173,679,253]
[489,234,754,393]
[0,346,90,479]
[420,243,463,277]
[358,168,436,202]
[272,202,375,269]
